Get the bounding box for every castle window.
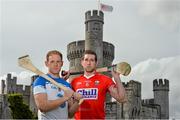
[94,23,100,31]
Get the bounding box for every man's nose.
[87,60,91,64]
[54,62,59,66]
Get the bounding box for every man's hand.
[111,70,120,81]
[63,88,74,100]
[61,70,70,80]
[73,92,83,101]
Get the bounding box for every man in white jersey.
[33,50,82,119]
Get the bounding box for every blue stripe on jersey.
[33,74,71,90]
[47,74,71,88]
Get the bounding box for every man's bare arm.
[34,88,74,112]
[108,71,127,103]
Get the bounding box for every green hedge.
[8,93,36,119]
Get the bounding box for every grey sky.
[0,0,180,118]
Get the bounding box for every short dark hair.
[46,50,63,61]
[82,50,97,62]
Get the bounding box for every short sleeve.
[105,77,115,93]
[33,76,46,95]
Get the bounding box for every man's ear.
[96,61,98,66]
[61,61,64,66]
[45,61,48,67]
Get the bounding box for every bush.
[8,93,35,119]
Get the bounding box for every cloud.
[121,55,180,118]
[138,0,180,31]
[16,65,48,85]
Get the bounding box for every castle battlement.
[1,73,31,96]
[67,40,85,61]
[85,10,104,23]
[67,40,114,61]
[67,40,85,49]
[6,73,17,84]
[7,73,11,79]
[67,40,85,53]
[142,99,154,105]
[153,79,169,91]
[123,80,141,88]
[123,80,141,97]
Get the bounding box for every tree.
[8,93,35,119]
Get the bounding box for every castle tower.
[5,73,17,94]
[153,79,169,119]
[67,40,85,73]
[85,10,104,66]
[67,10,114,74]
[122,80,141,119]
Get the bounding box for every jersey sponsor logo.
[77,88,98,100]
[95,80,100,86]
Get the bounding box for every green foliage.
[8,93,35,119]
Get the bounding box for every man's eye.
[50,61,55,64]
[90,59,94,62]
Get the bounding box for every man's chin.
[51,71,60,75]
[85,69,95,73]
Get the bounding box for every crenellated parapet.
[85,10,104,24]
[123,80,141,97]
[153,79,169,91]
[5,73,17,94]
[6,73,17,85]
[67,40,85,61]
[67,40,114,66]
[16,85,30,96]
[3,73,31,97]
[123,80,141,89]
[142,99,154,105]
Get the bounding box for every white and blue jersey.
[33,74,71,119]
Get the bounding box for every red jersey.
[71,72,115,119]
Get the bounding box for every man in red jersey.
[71,50,127,119]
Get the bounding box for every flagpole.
[98,0,100,11]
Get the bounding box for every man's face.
[81,54,97,73]
[45,54,63,75]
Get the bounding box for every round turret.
[85,10,104,24]
[67,40,85,72]
[85,10,104,66]
[153,79,169,119]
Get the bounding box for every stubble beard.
[49,69,60,76]
[85,66,95,73]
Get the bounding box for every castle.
[0,10,169,119]
[106,79,169,119]
[0,73,31,118]
[66,10,169,119]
